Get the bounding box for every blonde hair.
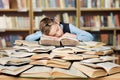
[39,17,55,35]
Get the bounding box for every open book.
[79,41,106,48]
[0,65,33,76]
[30,59,71,69]
[0,57,31,66]
[14,40,40,47]
[73,62,107,78]
[13,45,55,53]
[52,47,86,54]
[81,56,117,63]
[83,49,113,55]
[51,52,83,61]
[39,36,80,46]
[20,65,87,78]
[30,52,83,61]
[52,47,75,54]
[77,54,99,59]
[81,62,120,75]
[9,52,35,58]
[77,46,114,56]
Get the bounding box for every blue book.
[0,0,4,8]
[49,0,56,8]
[10,35,20,46]
[65,0,69,7]
[71,0,75,8]
[110,12,116,27]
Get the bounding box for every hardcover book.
[20,65,87,78]
[39,36,80,46]
[0,65,33,76]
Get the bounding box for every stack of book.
[0,40,120,79]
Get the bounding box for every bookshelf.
[79,0,120,50]
[0,0,120,50]
[0,0,30,47]
[31,0,78,33]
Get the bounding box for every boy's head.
[40,17,63,37]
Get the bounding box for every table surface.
[0,73,120,80]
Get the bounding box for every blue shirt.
[25,24,94,41]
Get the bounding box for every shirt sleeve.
[69,24,94,41]
[25,31,42,41]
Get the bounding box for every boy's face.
[48,23,63,37]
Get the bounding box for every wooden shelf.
[0,29,29,32]
[80,8,120,11]
[114,47,120,51]
[80,27,116,31]
[33,8,76,12]
[6,28,29,31]
[0,9,29,12]
[116,28,120,30]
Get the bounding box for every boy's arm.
[69,24,94,41]
[25,31,42,41]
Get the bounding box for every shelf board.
[80,27,116,31]
[33,8,76,12]
[80,8,120,11]
[114,47,120,51]
[0,9,29,12]
[116,27,120,30]
[0,28,30,32]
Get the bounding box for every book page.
[10,52,35,58]
[81,41,106,48]
[8,58,30,65]
[30,60,48,65]
[64,46,87,53]
[60,37,80,46]
[1,65,33,75]
[52,65,87,78]
[100,56,117,62]
[0,57,11,65]
[39,36,60,46]
[0,49,16,56]
[30,53,50,60]
[78,54,99,59]
[52,47,74,54]
[62,54,83,61]
[13,45,55,52]
[14,40,40,47]
[47,59,71,69]
[72,62,107,78]
[81,58,103,63]
[96,62,120,74]
[20,66,52,78]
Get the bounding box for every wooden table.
[0,73,120,80]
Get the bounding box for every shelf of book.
[2,29,30,31]
[80,8,120,11]
[0,0,31,48]
[79,0,120,49]
[80,27,117,31]
[33,8,77,11]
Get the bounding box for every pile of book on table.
[0,39,120,79]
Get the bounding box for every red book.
[114,14,120,27]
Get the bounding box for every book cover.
[73,62,107,78]
[39,36,80,46]
[0,65,33,76]
[20,65,87,78]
